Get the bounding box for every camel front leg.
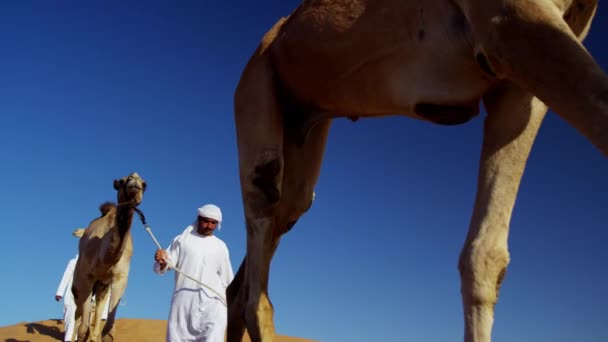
[242,217,279,342]
[228,241,284,342]
[101,273,128,342]
[227,258,247,341]
[459,84,547,342]
[72,278,94,342]
[231,17,291,342]
[240,117,331,342]
[460,0,607,155]
[89,283,111,342]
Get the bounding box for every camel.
[70,228,111,325]
[71,172,146,342]
[229,1,607,341]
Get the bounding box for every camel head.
[113,172,146,206]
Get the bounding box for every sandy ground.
[0,318,316,342]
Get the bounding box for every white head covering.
[197,204,222,229]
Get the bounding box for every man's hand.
[55,295,62,302]
[155,249,168,268]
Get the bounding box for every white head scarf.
[197,204,223,230]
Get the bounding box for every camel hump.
[99,202,116,216]
[72,228,85,238]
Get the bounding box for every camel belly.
[270,0,495,122]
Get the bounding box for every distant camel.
[71,173,146,342]
[229,1,607,342]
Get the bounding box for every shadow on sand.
[2,321,63,341]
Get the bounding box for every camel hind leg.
[459,83,548,342]
[101,273,128,342]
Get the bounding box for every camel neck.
[116,204,134,237]
[106,204,134,263]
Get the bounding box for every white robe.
[56,255,111,342]
[56,256,78,342]
[154,226,234,342]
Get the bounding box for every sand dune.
[0,319,315,342]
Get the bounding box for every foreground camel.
[229,1,607,341]
[71,173,146,342]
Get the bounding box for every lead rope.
[133,208,227,306]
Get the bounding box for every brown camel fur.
[71,173,146,342]
[229,1,607,341]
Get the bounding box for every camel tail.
[72,228,86,238]
[99,202,116,216]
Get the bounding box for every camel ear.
[142,181,147,192]
[114,179,124,190]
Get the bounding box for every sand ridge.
[0,318,316,342]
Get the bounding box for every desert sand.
[0,318,316,342]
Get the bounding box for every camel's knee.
[459,244,510,308]
[77,325,90,342]
[89,329,100,342]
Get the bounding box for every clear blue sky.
[0,2,606,342]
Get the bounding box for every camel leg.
[101,273,128,342]
[461,0,607,155]
[227,258,247,341]
[72,277,95,342]
[459,83,548,342]
[232,15,331,341]
[237,116,330,342]
[243,217,277,342]
[231,60,283,339]
[230,16,290,342]
[89,283,110,341]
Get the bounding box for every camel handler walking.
[153,204,234,342]
[55,254,79,342]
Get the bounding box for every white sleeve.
[153,234,181,275]
[219,245,234,289]
[56,258,76,296]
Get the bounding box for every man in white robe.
[56,255,78,342]
[154,204,234,342]
[55,255,111,341]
